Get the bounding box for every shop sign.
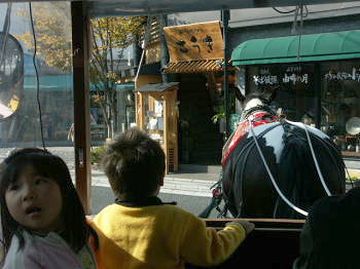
[164,21,223,62]
[253,73,309,86]
[286,66,302,72]
[324,67,360,82]
[283,73,309,85]
[253,75,278,86]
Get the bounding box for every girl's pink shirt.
[2,230,96,269]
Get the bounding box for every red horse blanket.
[221,112,278,166]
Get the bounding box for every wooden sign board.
[164,21,223,63]
[145,42,161,64]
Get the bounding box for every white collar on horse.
[241,97,277,121]
[236,85,278,120]
[243,98,264,112]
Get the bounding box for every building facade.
[169,3,360,160]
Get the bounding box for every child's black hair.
[102,127,165,200]
[0,148,97,254]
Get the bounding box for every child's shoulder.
[2,231,39,268]
[94,202,198,220]
[10,229,35,247]
[153,204,201,222]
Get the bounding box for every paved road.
[91,185,220,217]
[0,147,77,169]
[91,169,217,216]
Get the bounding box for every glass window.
[0,2,75,173]
[247,64,316,123]
[320,60,360,157]
[0,2,74,146]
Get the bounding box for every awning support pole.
[221,9,230,139]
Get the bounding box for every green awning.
[90,82,135,92]
[25,75,134,92]
[116,82,134,91]
[231,30,360,66]
[24,74,73,92]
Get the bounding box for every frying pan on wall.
[346,117,360,136]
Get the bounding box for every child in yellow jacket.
[90,127,254,269]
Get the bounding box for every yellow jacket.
[90,201,246,269]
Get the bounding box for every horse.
[200,87,346,219]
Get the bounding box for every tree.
[17,2,145,138]
[89,16,145,138]
[16,3,73,72]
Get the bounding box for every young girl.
[0,148,97,269]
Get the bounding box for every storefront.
[163,21,228,164]
[231,30,360,158]
[136,82,179,173]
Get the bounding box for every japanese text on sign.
[324,68,360,82]
[253,75,278,85]
[283,74,309,85]
[253,73,309,86]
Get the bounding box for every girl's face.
[5,166,63,234]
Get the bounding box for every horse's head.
[235,85,277,108]
[234,85,278,118]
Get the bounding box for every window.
[321,60,360,156]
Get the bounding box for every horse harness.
[207,106,332,218]
[222,106,279,166]
[207,107,279,218]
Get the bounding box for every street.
[90,169,219,216]
[91,185,219,217]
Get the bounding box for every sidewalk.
[163,164,221,197]
[345,159,360,178]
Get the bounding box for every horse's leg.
[222,156,239,217]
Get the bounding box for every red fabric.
[221,112,278,166]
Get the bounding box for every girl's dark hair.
[0,148,97,254]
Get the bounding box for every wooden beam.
[71,1,92,213]
[188,218,304,269]
[204,218,305,229]
[87,0,358,17]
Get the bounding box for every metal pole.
[314,63,321,128]
[222,9,230,139]
[159,14,169,83]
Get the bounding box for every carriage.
[1,0,359,268]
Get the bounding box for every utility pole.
[221,9,230,139]
[159,14,169,83]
